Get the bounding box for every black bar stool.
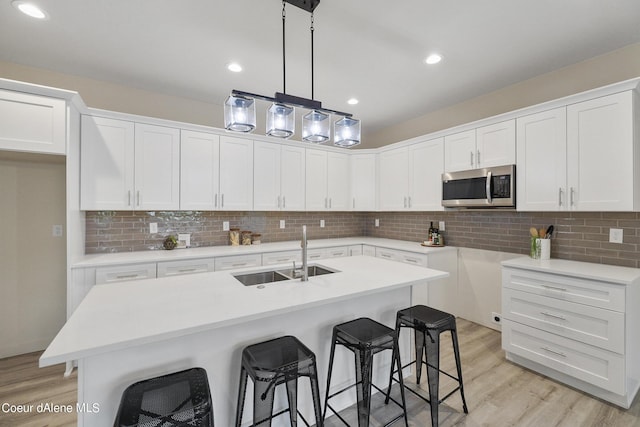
[114,367,213,427]
[386,305,468,426]
[235,335,323,427]
[323,317,408,427]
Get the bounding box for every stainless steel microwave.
[442,164,515,208]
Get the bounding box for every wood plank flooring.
[1,319,639,426]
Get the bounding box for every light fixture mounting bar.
[231,89,353,117]
[284,0,320,13]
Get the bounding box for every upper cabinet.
[444,120,515,172]
[80,116,179,210]
[219,136,253,210]
[517,91,637,211]
[350,153,377,211]
[306,149,350,210]
[379,139,443,211]
[180,130,220,210]
[254,141,305,211]
[0,89,66,155]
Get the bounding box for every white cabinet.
[95,263,157,285]
[254,141,305,211]
[362,245,376,257]
[262,250,301,266]
[81,116,180,210]
[305,149,350,210]
[518,91,637,211]
[501,260,640,407]
[219,136,254,210]
[566,91,636,210]
[180,130,220,210]
[157,258,216,277]
[348,245,363,256]
[214,253,262,271]
[0,89,66,155]
[444,121,515,172]
[350,154,377,210]
[516,107,567,211]
[378,139,443,211]
[375,247,428,267]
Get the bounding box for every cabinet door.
[409,139,443,210]
[567,91,634,211]
[350,154,377,210]
[305,149,328,210]
[280,145,306,210]
[516,108,567,211]
[219,136,253,210]
[476,120,515,168]
[253,141,282,210]
[444,129,476,172]
[327,152,350,210]
[134,123,180,210]
[0,89,66,155]
[80,116,135,210]
[180,130,220,210]
[378,147,409,210]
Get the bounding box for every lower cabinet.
[157,258,216,277]
[214,254,262,271]
[95,263,157,285]
[502,261,640,408]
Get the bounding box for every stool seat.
[235,335,323,427]
[114,367,213,427]
[397,305,455,331]
[324,317,408,427]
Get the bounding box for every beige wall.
[2,42,640,149]
[366,42,640,147]
[0,158,66,358]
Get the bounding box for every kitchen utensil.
[546,225,554,239]
[539,228,546,239]
[529,227,538,238]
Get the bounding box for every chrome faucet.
[301,225,308,282]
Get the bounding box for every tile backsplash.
[86,210,640,268]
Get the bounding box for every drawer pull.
[178,268,198,273]
[310,255,321,259]
[542,284,567,292]
[541,311,566,321]
[277,258,290,262]
[405,258,418,263]
[380,253,392,258]
[232,262,247,267]
[332,252,343,256]
[541,346,567,358]
[116,274,139,279]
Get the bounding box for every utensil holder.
[539,238,550,260]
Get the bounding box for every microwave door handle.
[486,171,492,204]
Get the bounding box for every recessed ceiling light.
[347,98,359,105]
[12,1,48,19]
[227,63,243,73]
[425,53,442,65]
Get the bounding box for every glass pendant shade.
[334,116,361,147]
[266,103,295,138]
[302,110,330,143]
[224,95,256,133]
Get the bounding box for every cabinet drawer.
[262,250,301,266]
[502,320,624,395]
[503,268,625,312]
[325,247,349,258]
[362,245,376,257]
[157,258,215,277]
[214,254,262,271]
[307,248,326,261]
[95,263,157,284]
[375,248,428,267]
[503,288,624,353]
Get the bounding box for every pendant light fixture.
[224,0,361,147]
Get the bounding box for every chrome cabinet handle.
[380,253,392,258]
[231,262,247,267]
[282,196,286,208]
[221,194,224,208]
[541,311,566,321]
[558,188,563,207]
[404,197,407,208]
[541,346,566,357]
[477,150,480,165]
[405,258,418,263]
[470,151,474,166]
[353,198,356,209]
[116,274,138,279]
[214,193,218,208]
[136,190,140,206]
[570,187,575,206]
[408,196,412,208]
[486,171,492,204]
[329,198,332,209]
[178,268,198,273]
[542,284,567,292]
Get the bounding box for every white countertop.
[502,256,640,285]
[41,256,448,366]
[72,237,456,268]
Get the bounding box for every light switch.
[610,228,623,243]
[375,219,379,227]
[320,219,325,228]
[52,225,63,237]
[280,220,285,229]
[223,221,230,231]
[439,221,445,231]
[149,223,158,234]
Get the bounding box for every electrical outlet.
[491,312,502,324]
[439,221,445,231]
[223,221,230,231]
[178,233,191,248]
[610,228,623,243]
[375,219,379,227]
[280,220,285,229]
[320,219,325,228]
[52,225,63,237]
[149,222,158,234]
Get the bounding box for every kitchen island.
[40,255,448,426]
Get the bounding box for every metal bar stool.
[385,305,468,426]
[235,335,323,427]
[323,317,408,427]
[114,367,213,427]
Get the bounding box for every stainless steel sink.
[233,270,290,286]
[233,264,338,287]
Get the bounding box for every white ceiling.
[1,0,640,139]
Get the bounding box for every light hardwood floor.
[1,319,639,426]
